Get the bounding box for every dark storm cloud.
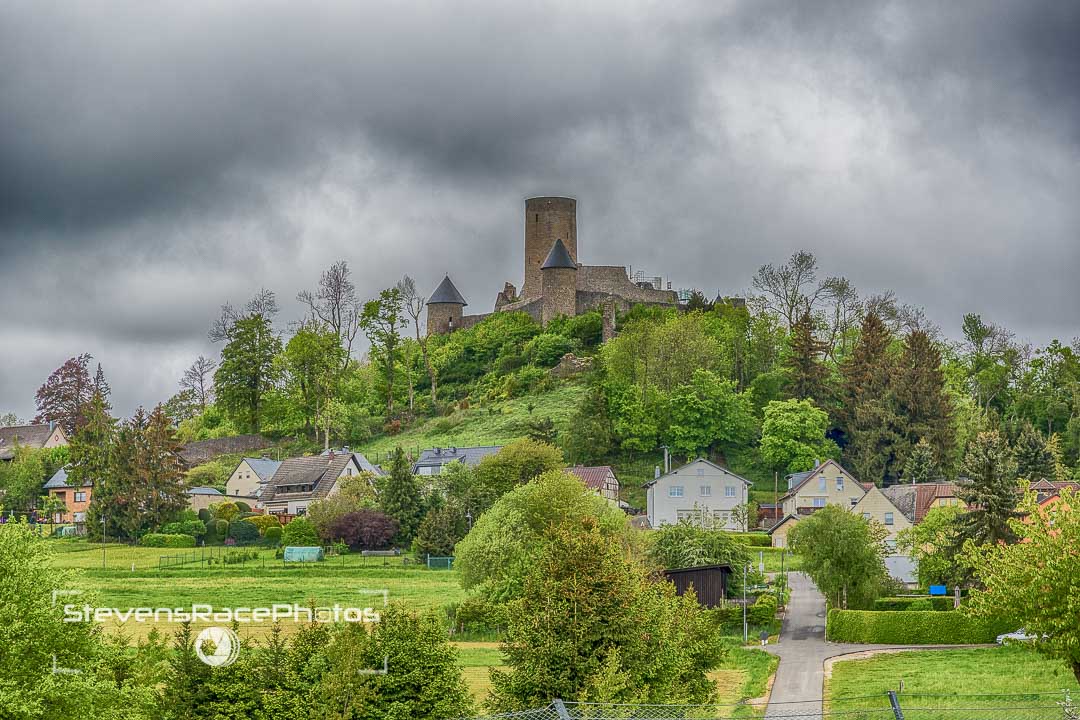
[1,0,1078,418]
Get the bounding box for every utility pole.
[742,563,748,644]
[773,471,778,518]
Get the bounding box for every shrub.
[197,508,213,525]
[263,525,283,546]
[161,519,207,538]
[140,533,196,548]
[522,333,576,367]
[247,514,281,535]
[826,609,1011,644]
[234,501,252,513]
[906,599,933,611]
[703,603,742,628]
[324,509,398,550]
[747,594,779,625]
[281,516,321,547]
[214,519,229,540]
[228,519,261,545]
[873,597,954,612]
[446,595,509,635]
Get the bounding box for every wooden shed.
[662,564,733,608]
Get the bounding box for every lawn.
[826,646,1080,719]
[49,539,465,640]
[355,381,587,460]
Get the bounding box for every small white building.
[225,456,282,501]
[644,458,752,531]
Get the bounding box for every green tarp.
[283,546,324,562]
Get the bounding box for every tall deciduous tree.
[955,430,1020,548]
[490,519,722,711]
[361,286,407,419]
[214,314,281,432]
[665,369,755,459]
[894,330,954,471]
[785,311,829,404]
[759,399,839,474]
[966,488,1080,682]
[789,504,888,609]
[839,311,903,486]
[399,274,439,406]
[281,322,347,449]
[179,356,216,411]
[34,353,95,434]
[297,260,363,368]
[378,448,425,545]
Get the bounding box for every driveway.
[762,572,982,718]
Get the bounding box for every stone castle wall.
[541,267,578,324]
[427,303,463,335]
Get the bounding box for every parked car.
[996,628,1040,645]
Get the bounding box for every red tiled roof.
[913,483,959,523]
[568,465,616,492]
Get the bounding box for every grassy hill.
[354,380,587,462]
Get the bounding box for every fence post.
[552,699,572,720]
[887,690,904,720]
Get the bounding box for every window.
[418,466,434,476]
[725,486,737,498]
[862,512,871,520]
[850,498,859,506]
[885,512,894,525]
[74,492,87,502]
[55,491,66,501]
[812,497,827,508]
[345,467,353,476]
[696,467,705,477]
[669,486,684,498]
[699,485,712,497]
[818,476,827,491]
[295,506,308,516]
[885,539,897,551]
[836,476,844,491]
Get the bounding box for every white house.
[225,456,282,501]
[260,453,370,516]
[644,458,752,531]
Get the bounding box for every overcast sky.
[1,0,1078,420]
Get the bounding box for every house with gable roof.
[643,458,752,531]
[0,422,69,461]
[260,452,374,517]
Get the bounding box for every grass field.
[826,646,1080,718]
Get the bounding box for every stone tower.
[522,196,577,299]
[540,238,577,325]
[426,275,467,335]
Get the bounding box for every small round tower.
[426,275,468,335]
[522,196,576,299]
[540,238,578,325]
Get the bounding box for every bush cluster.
[228,519,261,544]
[140,533,196,548]
[160,518,207,538]
[872,596,954,612]
[747,594,779,625]
[826,609,1010,644]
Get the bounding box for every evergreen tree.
[138,405,187,530]
[839,312,903,485]
[956,430,1020,548]
[901,438,942,483]
[1013,422,1055,481]
[785,310,829,405]
[70,391,115,535]
[89,409,147,540]
[411,502,468,558]
[379,447,425,545]
[894,330,954,471]
[214,314,282,432]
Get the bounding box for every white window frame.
[885,512,894,526]
[699,485,712,497]
[725,485,737,498]
[818,476,827,491]
[669,485,684,498]
[74,491,87,502]
[836,476,844,491]
[812,497,827,508]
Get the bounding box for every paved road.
[763,572,987,718]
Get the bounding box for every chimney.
[654,466,661,480]
[48,420,56,432]
[813,458,821,469]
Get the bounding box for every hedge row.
[722,532,772,547]
[826,609,1010,644]
[874,597,955,612]
[140,533,196,548]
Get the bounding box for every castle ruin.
[427,197,679,335]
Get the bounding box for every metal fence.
[467,692,1078,720]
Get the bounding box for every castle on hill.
[426,197,679,336]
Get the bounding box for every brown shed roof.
[567,465,617,492]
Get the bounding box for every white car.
[996,629,1039,645]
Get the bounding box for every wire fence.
[467,692,1079,720]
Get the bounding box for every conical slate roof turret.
[541,238,576,270]
[427,275,468,306]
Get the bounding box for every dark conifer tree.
[378,447,425,545]
[785,311,829,405]
[839,311,903,485]
[1013,422,1055,481]
[956,430,1020,547]
[894,330,954,472]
